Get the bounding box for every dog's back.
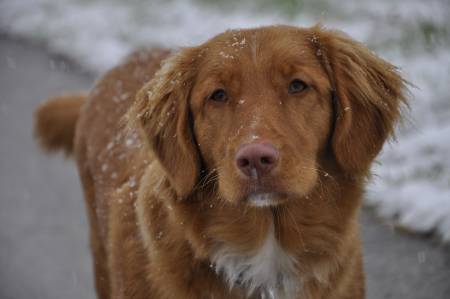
[35,48,170,298]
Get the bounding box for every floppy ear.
[311,27,408,175]
[129,48,200,198]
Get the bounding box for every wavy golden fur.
[35,25,406,299]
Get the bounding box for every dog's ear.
[129,48,200,198]
[311,27,407,175]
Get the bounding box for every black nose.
[235,143,279,179]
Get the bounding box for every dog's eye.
[288,79,308,94]
[209,89,227,102]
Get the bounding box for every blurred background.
[0,0,449,298]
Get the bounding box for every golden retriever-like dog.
[35,25,406,299]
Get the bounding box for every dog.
[35,25,407,299]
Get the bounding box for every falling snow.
[1,0,449,241]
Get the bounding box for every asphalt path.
[0,37,448,299]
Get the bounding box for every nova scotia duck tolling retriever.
[35,25,407,299]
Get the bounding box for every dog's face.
[190,30,333,206]
[132,25,405,205]
[130,25,406,297]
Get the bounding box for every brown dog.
[35,25,406,299]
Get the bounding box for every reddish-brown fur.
[35,25,406,299]
[35,93,86,155]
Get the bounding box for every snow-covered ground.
[1,0,449,241]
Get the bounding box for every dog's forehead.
[197,27,319,79]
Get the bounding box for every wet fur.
[35,25,406,299]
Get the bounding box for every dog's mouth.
[232,177,300,207]
[246,191,291,207]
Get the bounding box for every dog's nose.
[235,143,279,179]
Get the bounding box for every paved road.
[0,38,449,299]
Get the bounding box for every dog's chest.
[211,223,299,299]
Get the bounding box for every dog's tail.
[34,93,86,155]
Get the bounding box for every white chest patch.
[211,222,299,299]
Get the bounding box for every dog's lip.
[246,192,289,207]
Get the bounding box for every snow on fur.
[2,0,449,241]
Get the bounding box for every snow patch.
[2,0,449,241]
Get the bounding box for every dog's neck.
[136,163,353,298]
[210,218,300,299]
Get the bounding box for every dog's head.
[130,25,406,207]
